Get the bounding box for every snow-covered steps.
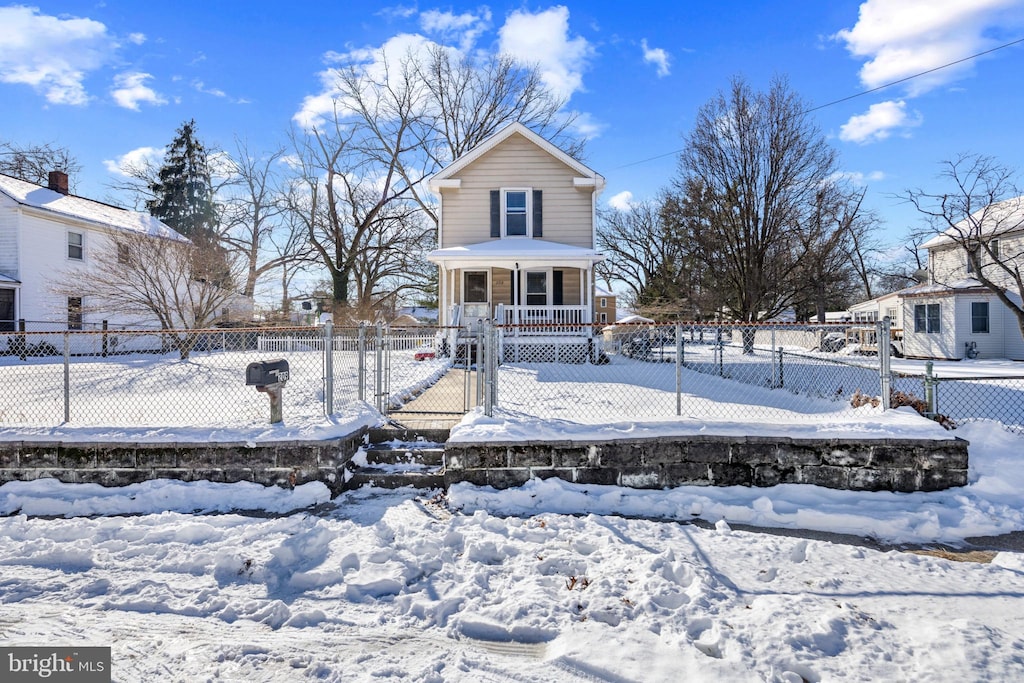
[364,443,445,468]
[345,428,449,490]
[345,466,445,490]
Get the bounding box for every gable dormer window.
[491,188,543,238]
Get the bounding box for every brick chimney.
[48,170,69,195]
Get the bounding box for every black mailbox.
[246,359,290,387]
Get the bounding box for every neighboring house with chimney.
[426,122,606,361]
[0,170,187,333]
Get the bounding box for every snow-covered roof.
[607,313,655,326]
[920,195,1024,250]
[0,173,186,241]
[0,272,19,284]
[428,122,605,193]
[427,238,604,269]
[594,285,614,298]
[897,279,1024,307]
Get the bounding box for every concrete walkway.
[388,369,478,430]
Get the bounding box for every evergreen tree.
[147,119,217,239]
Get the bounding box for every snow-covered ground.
[2,356,1024,680]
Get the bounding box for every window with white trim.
[966,245,980,274]
[971,301,989,334]
[600,297,607,308]
[503,189,530,237]
[525,271,548,306]
[67,231,83,260]
[913,303,940,334]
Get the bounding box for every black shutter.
[490,190,500,238]
[533,189,543,237]
[553,270,563,305]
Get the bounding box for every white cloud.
[568,111,605,140]
[128,32,146,45]
[498,6,593,100]
[420,8,491,51]
[193,80,226,98]
[110,71,167,110]
[294,33,436,130]
[641,39,670,77]
[0,5,113,105]
[839,100,922,144]
[831,170,887,186]
[834,0,1023,95]
[103,146,165,177]
[608,191,633,211]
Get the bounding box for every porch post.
[439,265,447,326]
[584,268,593,323]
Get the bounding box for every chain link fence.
[892,366,1024,434]
[491,322,886,424]
[3,320,1022,433]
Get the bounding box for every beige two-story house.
[427,123,605,358]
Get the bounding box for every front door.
[462,270,489,320]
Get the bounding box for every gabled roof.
[0,173,186,241]
[921,196,1024,250]
[428,122,604,192]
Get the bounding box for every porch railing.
[500,305,589,336]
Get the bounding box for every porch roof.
[427,238,605,270]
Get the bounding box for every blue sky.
[2,0,1023,248]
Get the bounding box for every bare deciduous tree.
[902,153,1024,340]
[60,231,242,359]
[0,140,80,187]
[597,199,703,318]
[288,109,425,320]
[220,141,314,300]
[668,76,846,350]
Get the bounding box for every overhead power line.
[612,36,1024,171]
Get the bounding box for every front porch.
[429,237,605,339]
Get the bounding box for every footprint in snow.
[757,567,778,582]
[790,540,808,564]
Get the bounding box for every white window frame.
[600,297,607,308]
[966,244,980,274]
[501,188,533,238]
[523,268,552,307]
[67,230,84,261]
[971,301,990,334]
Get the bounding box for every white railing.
[500,305,589,336]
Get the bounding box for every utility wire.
[612,36,1024,170]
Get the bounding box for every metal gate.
[384,325,487,429]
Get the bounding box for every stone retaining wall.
[444,435,969,492]
[0,430,366,496]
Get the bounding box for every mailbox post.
[246,359,290,423]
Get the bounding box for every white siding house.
[847,196,1024,360]
[0,171,186,331]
